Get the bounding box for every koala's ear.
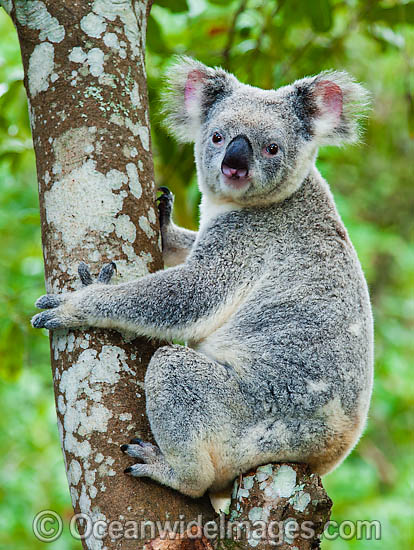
[292,71,371,145]
[161,56,236,142]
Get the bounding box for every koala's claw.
[157,186,174,227]
[121,439,161,463]
[97,261,117,284]
[158,186,171,196]
[78,261,116,286]
[123,439,163,479]
[78,262,93,286]
[124,464,151,477]
[129,437,143,445]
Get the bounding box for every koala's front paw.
[157,186,174,228]
[31,306,74,330]
[31,261,116,331]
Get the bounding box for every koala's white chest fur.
[198,193,243,233]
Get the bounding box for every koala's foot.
[121,436,210,498]
[157,186,174,228]
[121,438,161,464]
[121,438,183,492]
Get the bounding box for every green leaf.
[364,3,414,26]
[155,0,188,12]
[369,24,405,49]
[0,321,24,379]
[303,0,333,33]
[146,14,168,54]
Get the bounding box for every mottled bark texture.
[143,465,332,550]
[223,464,332,549]
[1,1,214,548]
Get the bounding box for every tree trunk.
[144,464,332,549]
[1,1,214,548]
[224,463,332,549]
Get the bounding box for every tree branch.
[247,0,287,83]
[222,0,248,71]
[224,463,332,549]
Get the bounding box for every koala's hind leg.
[125,344,249,498]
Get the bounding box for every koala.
[32,57,373,503]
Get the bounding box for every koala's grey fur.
[32,57,373,500]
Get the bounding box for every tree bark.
[224,463,332,549]
[1,1,214,548]
[144,464,332,549]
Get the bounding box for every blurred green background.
[0,0,413,549]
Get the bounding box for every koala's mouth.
[221,163,250,189]
[222,164,248,179]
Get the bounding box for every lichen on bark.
[222,463,332,550]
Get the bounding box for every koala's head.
[162,57,369,206]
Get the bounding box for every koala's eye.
[264,143,279,156]
[212,132,223,144]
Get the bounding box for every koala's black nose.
[222,135,253,179]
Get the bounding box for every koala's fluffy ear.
[161,57,237,142]
[292,71,371,145]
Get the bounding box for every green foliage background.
[0,1,413,548]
